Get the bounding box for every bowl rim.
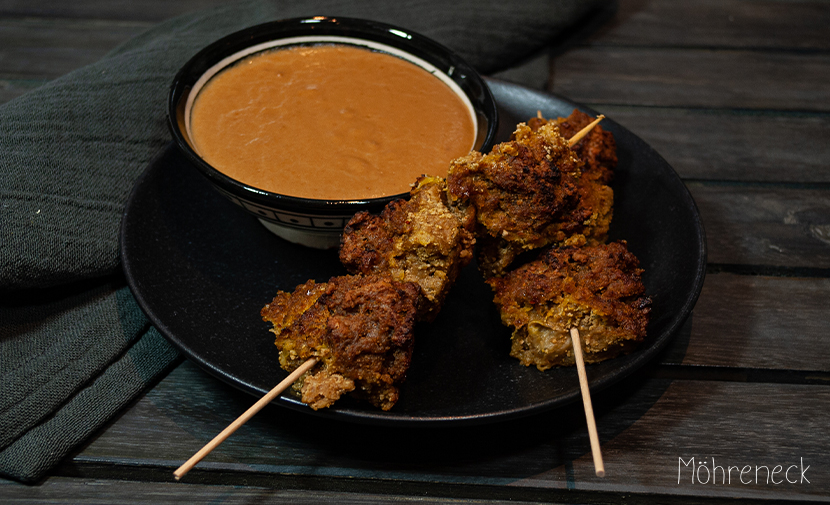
[167,15,499,214]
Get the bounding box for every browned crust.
[261,274,419,410]
[447,122,581,248]
[487,242,651,370]
[531,109,618,185]
[448,117,616,277]
[339,176,476,321]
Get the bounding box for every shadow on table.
[148,316,691,481]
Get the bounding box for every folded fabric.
[0,0,606,483]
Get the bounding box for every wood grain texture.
[598,105,830,183]
[596,0,830,50]
[0,477,540,505]
[552,46,830,111]
[59,362,829,501]
[0,0,233,22]
[0,17,149,79]
[690,183,830,268]
[661,273,830,371]
[541,380,829,501]
[10,0,829,51]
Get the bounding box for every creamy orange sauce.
[189,44,476,200]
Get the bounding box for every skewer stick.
[569,328,605,477]
[567,115,606,476]
[568,115,605,147]
[173,357,319,480]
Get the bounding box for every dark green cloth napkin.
[0,0,607,483]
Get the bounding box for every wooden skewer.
[566,115,606,476]
[173,357,319,480]
[568,115,605,147]
[569,327,605,478]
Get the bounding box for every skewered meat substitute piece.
[487,241,651,370]
[530,109,617,186]
[261,274,419,411]
[339,175,476,321]
[447,119,613,278]
[540,109,616,245]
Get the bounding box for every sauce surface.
[189,44,476,200]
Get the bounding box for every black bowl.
[168,16,498,249]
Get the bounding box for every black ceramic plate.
[121,79,706,426]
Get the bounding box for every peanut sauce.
[189,44,476,200]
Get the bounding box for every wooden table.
[2,1,828,503]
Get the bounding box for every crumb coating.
[487,242,651,370]
[261,274,419,410]
[447,121,580,249]
[448,114,614,277]
[339,176,476,321]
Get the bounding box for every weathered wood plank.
[690,184,830,268]
[0,0,231,22]
[660,273,830,371]
[0,18,149,80]
[598,105,830,183]
[62,362,829,502]
[552,47,830,111]
[596,0,830,50]
[0,477,537,505]
[9,0,829,55]
[518,379,829,501]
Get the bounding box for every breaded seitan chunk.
[339,176,476,321]
[447,121,581,277]
[261,274,419,410]
[487,242,651,370]
[530,109,617,185]
[449,119,614,277]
